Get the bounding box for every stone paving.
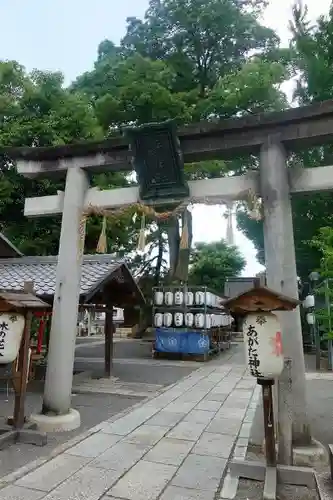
[0,350,260,500]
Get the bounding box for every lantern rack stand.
[152,284,232,360]
[0,283,49,450]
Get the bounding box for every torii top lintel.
[4,99,333,178]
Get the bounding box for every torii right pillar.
[260,136,311,447]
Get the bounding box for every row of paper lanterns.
[154,312,233,328]
[154,290,223,308]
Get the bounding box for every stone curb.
[220,385,261,499]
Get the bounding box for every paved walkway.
[0,349,260,500]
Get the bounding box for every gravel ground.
[75,338,153,359]
[0,391,140,479]
[235,448,319,500]
[0,339,199,478]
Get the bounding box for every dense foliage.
[237,3,333,280]
[189,240,246,293]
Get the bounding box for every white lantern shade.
[195,291,204,305]
[206,292,212,307]
[154,291,164,305]
[163,312,173,327]
[0,313,25,364]
[185,312,194,327]
[154,313,163,327]
[306,312,315,325]
[165,292,173,306]
[303,295,315,309]
[174,291,184,305]
[243,312,284,379]
[174,312,184,327]
[195,313,205,328]
[185,292,194,306]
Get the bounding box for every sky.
[0,0,331,275]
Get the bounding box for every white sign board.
[243,312,284,379]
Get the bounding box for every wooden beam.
[22,165,333,217]
[104,305,114,378]
[288,165,333,193]
[23,172,259,217]
[11,99,333,175]
[16,154,131,178]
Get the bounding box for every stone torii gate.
[8,101,333,442]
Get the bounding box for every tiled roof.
[0,254,125,299]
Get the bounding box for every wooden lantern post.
[224,285,317,500]
[0,283,50,449]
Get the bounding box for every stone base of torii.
[7,101,333,453]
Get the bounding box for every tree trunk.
[175,209,193,282]
[166,216,180,281]
[154,223,164,286]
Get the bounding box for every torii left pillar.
[31,167,89,432]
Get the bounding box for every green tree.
[1,0,290,274]
[122,0,278,96]
[237,2,333,280]
[309,227,333,343]
[0,61,139,256]
[189,240,246,293]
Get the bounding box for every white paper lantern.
[165,292,173,306]
[195,291,205,305]
[206,292,212,307]
[154,313,163,327]
[306,312,315,325]
[174,312,184,327]
[225,315,232,326]
[195,313,205,328]
[303,295,315,309]
[163,312,173,327]
[185,291,194,306]
[243,312,284,379]
[205,315,212,329]
[154,291,164,305]
[185,312,194,327]
[174,291,184,305]
[0,313,25,364]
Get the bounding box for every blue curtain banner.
[155,328,210,354]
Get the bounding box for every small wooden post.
[104,305,114,378]
[13,311,32,429]
[260,379,277,467]
[13,281,34,429]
